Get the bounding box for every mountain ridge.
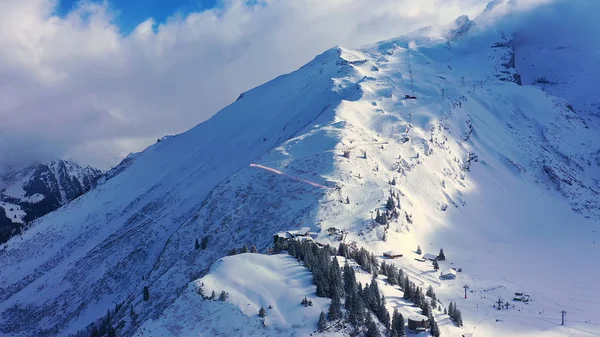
[0,159,102,243]
[1,1,599,336]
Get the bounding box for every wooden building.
[407,314,429,332]
[383,251,403,259]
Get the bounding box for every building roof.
[383,251,401,256]
[423,253,438,260]
[296,227,310,236]
[441,269,457,276]
[407,314,429,322]
[274,232,292,239]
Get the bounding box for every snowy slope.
[0,47,361,336]
[134,253,343,337]
[0,159,102,243]
[1,1,599,337]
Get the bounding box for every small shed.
[383,251,403,259]
[407,314,429,332]
[423,253,438,261]
[440,269,457,280]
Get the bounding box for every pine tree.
[328,293,343,321]
[143,286,150,301]
[250,245,258,253]
[201,235,209,250]
[430,317,441,337]
[219,291,228,301]
[433,259,439,271]
[426,285,434,297]
[391,308,405,337]
[365,315,380,337]
[195,238,200,250]
[242,245,249,253]
[346,196,350,204]
[416,245,422,255]
[421,301,431,317]
[448,302,454,318]
[386,197,395,210]
[259,307,266,317]
[210,290,216,300]
[330,257,344,299]
[454,306,463,327]
[438,248,446,261]
[402,277,411,300]
[318,311,327,332]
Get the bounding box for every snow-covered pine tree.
[365,315,380,337]
[328,292,343,320]
[318,311,327,332]
[219,291,229,301]
[438,248,446,261]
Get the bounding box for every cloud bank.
[0,0,495,171]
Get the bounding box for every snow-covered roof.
[423,253,438,260]
[383,251,402,256]
[274,232,292,239]
[407,314,429,322]
[441,269,457,276]
[296,227,310,236]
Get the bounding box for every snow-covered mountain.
[0,159,102,243]
[0,1,599,336]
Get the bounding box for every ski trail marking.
[250,163,331,189]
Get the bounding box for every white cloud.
[0,0,496,171]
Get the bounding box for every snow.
[1,2,599,337]
[134,253,344,337]
[0,202,25,224]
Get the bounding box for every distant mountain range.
[0,159,102,243]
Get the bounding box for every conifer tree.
[328,293,343,321]
[426,285,434,298]
[416,245,422,255]
[433,259,439,271]
[365,315,380,337]
[318,311,327,332]
[143,286,150,301]
[386,197,395,210]
[242,245,249,253]
[391,308,405,337]
[195,238,200,250]
[438,248,446,261]
[210,290,216,300]
[430,317,441,337]
[201,235,209,250]
[250,245,258,253]
[259,307,266,317]
[219,291,228,301]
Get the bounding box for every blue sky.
[56,0,219,33]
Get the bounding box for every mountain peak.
[0,158,102,243]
